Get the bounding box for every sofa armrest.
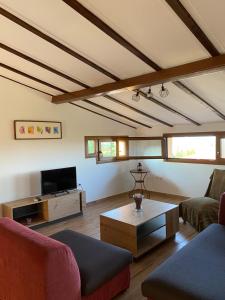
[0,218,81,300]
[219,193,225,225]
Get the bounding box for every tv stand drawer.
[48,193,80,221]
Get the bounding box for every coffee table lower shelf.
[137,226,167,257]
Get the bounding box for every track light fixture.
[159,84,169,98]
[147,87,153,98]
[132,90,140,102]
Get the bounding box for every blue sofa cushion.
[142,224,225,300]
[51,229,132,296]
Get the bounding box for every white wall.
[136,123,225,197]
[2,76,225,214]
[0,77,135,209]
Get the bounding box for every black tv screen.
[41,167,77,195]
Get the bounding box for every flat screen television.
[41,167,77,195]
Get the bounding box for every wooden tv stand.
[2,190,86,228]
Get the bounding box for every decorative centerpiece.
[137,162,143,171]
[133,193,144,211]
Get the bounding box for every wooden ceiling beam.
[0,43,173,126]
[52,54,225,103]
[176,81,225,120]
[1,42,198,126]
[165,0,220,56]
[0,63,67,93]
[62,0,161,71]
[139,91,201,126]
[1,7,219,124]
[0,7,221,122]
[0,58,199,127]
[83,100,152,128]
[164,1,225,120]
[69,102,136,129]
[0,55,153,128]
[1,5,221,123]
[0,73,135,129]
[104,95,173,127]
[0,43,89,88]
[0,74,53,96]
[0,7,119,81]
[173,81,225,120]
[63,0,224,122]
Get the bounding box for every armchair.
[180,169,225,231]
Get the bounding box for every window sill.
[165,158,225,165]
[96,157,129,164]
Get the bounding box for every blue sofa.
[142,193,225,300]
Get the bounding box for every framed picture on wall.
[14,120,62,140]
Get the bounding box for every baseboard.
[151,191,188,200]
[87,190,188,206]
[87,191,129,206]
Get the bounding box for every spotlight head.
[132,91,140,102]
[147,87,153,98]
[159,84,169,98]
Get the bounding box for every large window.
[167,136,216,160]
[164,132,225,164]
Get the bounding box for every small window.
[118,140,127,157]
[129,139,163,158]
[167,136,216,160]
[85,136,129,163]
[220,138,225,159]
[85,138,96,158]
[88,140,95,155]
[126,137,164,159]
[99,140,117,159]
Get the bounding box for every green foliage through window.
[172,148,196,158]
[87,140,95,155]
[100,141,116,158]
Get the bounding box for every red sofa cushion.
[0,218,81,300]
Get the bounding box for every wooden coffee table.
[100,199,179,258]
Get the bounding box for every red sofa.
[142,192,225,300]
[0,218,132,300]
